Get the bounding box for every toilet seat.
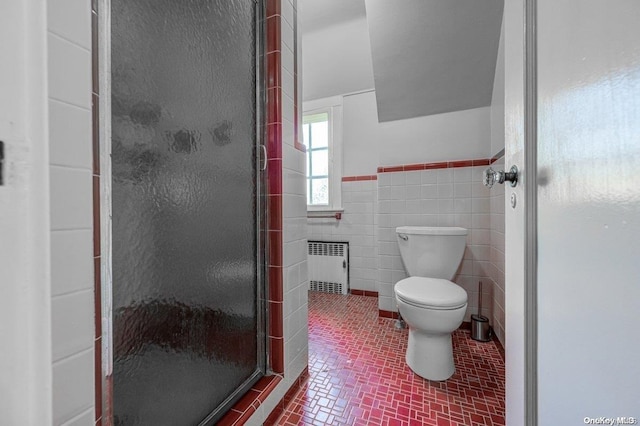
[395,277,467,310]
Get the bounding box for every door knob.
[483,165,518,188]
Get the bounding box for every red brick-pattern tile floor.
[276,292,505,426]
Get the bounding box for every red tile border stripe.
[263,0,284,383]
[266,0,280,18]
[449,160,475,168]
[268,266,283,302]
[377,165,404,173]
[218,375,284,426]
[91,4,104,424]
[423,161,449,170]
[224,1,286,423]
[264,367,309,425]
[350,289,378,297]
[378,309,400,319]
[472,158,492,166]
[490,148,505,164]
[376,158,493,173]
[269,337,285,374]
[266,16,280,54]
[266,52,281,92]
[342,175,377,182]
[267,194,282,231]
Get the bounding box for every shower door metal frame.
[97,0,268,423]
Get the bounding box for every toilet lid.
[395,277,468,309]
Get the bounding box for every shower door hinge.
[259,145,267,171]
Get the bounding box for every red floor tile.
[276,292,505,425]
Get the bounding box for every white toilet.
[394,226,468,381]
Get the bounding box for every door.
[536,0,640,422]
[503,0,528,424]
[0,1,51,424]
[109,0,265,424]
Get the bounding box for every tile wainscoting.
[308,155,506,347]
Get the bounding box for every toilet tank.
[396,226,468,280]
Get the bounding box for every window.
[303,113,330,205]
[302,97,342,211]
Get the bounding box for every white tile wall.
[60,410,95,426]
[50,167,93,230]
[47,34,91,109]
[376,166,494,321]
[47,0,92,50]
[42,1,310,425]
[52,290,94,362]
[48,3,95,425]
[51,230,94,297]
[280,0,308,391]
[49,100,92,168]
[248,2,308,422]
[307,180,378,292]
[52,349,94,425]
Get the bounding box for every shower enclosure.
[109,0,265,424]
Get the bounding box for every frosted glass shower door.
[110,0,264,424]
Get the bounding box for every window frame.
[302,96,343,212]
[303,111,330,206]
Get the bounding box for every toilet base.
[406,328,455,381]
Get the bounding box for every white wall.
[304,15,493,174]
[343,91,492,173]
[377,105,491,167]
[490,20,505,157]
[342,92,379,176]
[0,1,52,424]
[302,17,374,101]
[47,1,96,424]
[1,1,95,424]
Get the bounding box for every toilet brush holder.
[471,281,492,342]
[471,314,492,342]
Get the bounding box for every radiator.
[307,241,349,294]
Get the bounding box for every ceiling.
[365,0,504,121]
[300,0,504,122]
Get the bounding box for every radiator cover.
[307,241,349,294]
